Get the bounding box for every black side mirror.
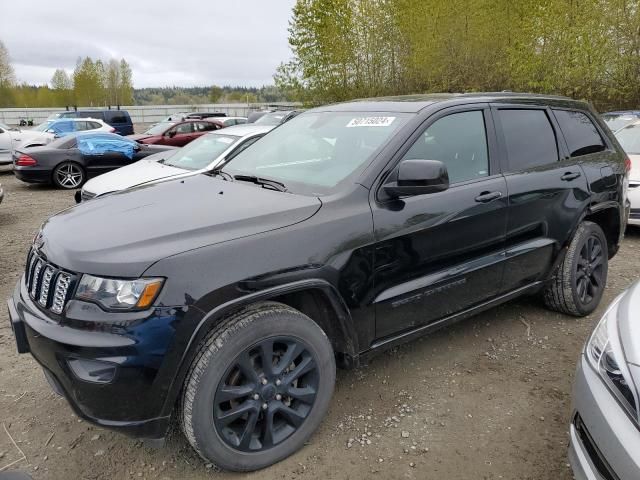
[383,159,449,198]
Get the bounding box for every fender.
[158,278,359,420]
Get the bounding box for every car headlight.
[587,295,640,421]
[75,274,164,311]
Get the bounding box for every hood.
[83,156,185,196]
[629,154,640,182]
[618,281,640,366]
[39,174,322,277]
[14,130,50,148]
[128,134,158,143]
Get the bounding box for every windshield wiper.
[207,168,234,181]
[233,174,288,192]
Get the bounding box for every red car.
[129,119,224,147]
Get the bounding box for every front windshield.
[603,114,638,132]
[616,124,640,154]
[0,123,9,130]
[33,121,53,132]
[254,112,287,126]
[144,122,174,135]
[223,111,411,195]
[164,133,241,170]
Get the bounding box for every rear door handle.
[561,171,581,181]
[475,191,502,203]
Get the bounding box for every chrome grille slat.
[25,250,76,316]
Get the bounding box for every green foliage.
[135,85,291,105]
[281,0,640,110]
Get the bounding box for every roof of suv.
[315,92,584,113]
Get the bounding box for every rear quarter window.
[498,109,559,171]
[553,109,606,157]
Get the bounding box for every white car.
[218,116,248,127]
[616,121,640,226]
[16,118,116,150]
[0,122,54,164]
[78,124,274,201]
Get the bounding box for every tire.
[52,162,85,189]
[181,302,336,472]
[543,221,608,316]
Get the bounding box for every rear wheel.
[181,302,336,472]
[52,162,85,189]
[543,221,608,316]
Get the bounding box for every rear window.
[499,109,559,171]
[106,112,129,124]
[553,110,605,157]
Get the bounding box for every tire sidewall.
[53,162,85,189]
[568,222,608,315]
[186,309,336,471]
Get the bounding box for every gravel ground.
[0,167,639,480]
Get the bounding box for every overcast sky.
[1,0,296,88]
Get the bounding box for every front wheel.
[181,302,336,472]
[543,221,608,316]
[52,162,85,189]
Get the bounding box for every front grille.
[25,249,77,316]
[574,414,620,480]
[631,208,640,220]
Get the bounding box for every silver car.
[569,281,640,479]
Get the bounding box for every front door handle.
[561,171,581,181]
[475,191,502,203]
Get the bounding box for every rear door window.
[498,109,559,171]
[553,109,606,157]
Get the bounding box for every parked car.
[0,122,44,165]
[17,118,115,149]
[217,117,248,127]
[253,110,301,126]
[12,132,174,189]
[568,281,640,480]
[7,93,629,472]
[185,112,227,120]
[57,109,134,135]
[129,119,224,147]
[615,120,640,226]
[78,124,274,201]
[246,110,271,123]
[602,110,640,132]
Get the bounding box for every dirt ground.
[0,167,638,480]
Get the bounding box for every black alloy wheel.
[213,336,319,452]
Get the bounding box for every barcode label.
[346,116,396,128]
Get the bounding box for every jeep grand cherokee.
[8,93,630,471]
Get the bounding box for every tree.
[105,59,121,106]
[0,40,15,107]
[209,85,223,103]
[118,59,133,105]
[51,69,73,106]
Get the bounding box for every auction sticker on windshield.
[346,116,396,128]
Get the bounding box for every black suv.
[7,94,630,471]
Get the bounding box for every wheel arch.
[161,279,359,422]
[583,202,622,258]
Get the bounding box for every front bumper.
[628,184,640,226]
[569,356,640,480]
[6,278,180,439]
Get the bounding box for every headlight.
[587,295,640,421]
[75,274,164,310]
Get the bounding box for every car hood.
[83,155,184,196]
[38,174,322,277]
[618,281,640,367]
[128,134,158,142]
[629,154,640,182]
[14,130,51,147]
